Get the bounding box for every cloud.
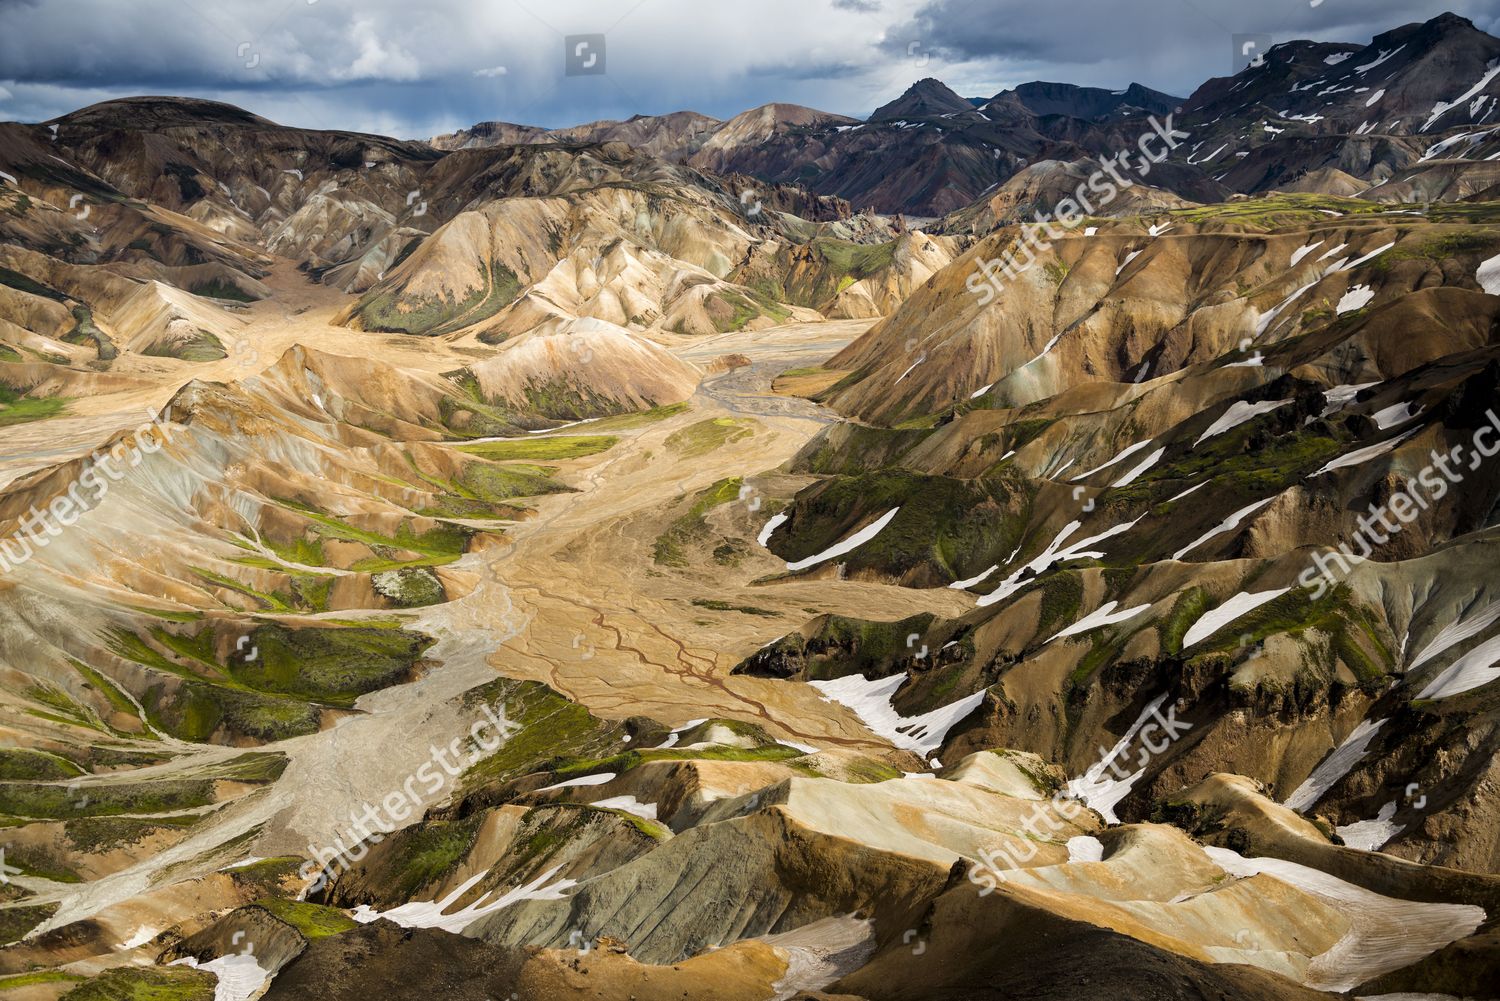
[0,0,1491,137]
[330,17,420,82]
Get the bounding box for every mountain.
[1169,12,1500,197]
[1009,81,1183,119]
[424,13,1499,219]
[434,83,1202,217]
[869,78,977,121]
[433,111,722,162]
[429,120,549,149]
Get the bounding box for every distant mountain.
[430,120,549,150]
[432,80,1198,216]
[869,78,976,121]
[1008,81,1182,119]
[424,13,1500,217]
[432,110,721,161]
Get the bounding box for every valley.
[1,8,1499,1001]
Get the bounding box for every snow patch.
[1201,844,1482,992]
[1069,439,1155,482]
[785,508,900,572]
[1048,601,1152,642]
[1066,836,1105,862]
[1290,241,1324,267]
[1284,718,1387,812]
[1337,285,1374,314]
[1173,498,1276,561]
[1321,382,1379,417]
[808,674,984,756]
[1416,632,1500,700]
[1421,59,1500,132]
[1337,800,1404,851]
[949,564,999,590]
[1167,480,1210,503]
[1476,252,1500,294]
[977,517,1142,609]
[1182,588,1290,648]
[590,795,658,821]
[1410,600,1500,670]
[116,926,160,950]
[538,772,617,792]
[1112,447,1165,487]
[1309,429,1419,477]
[171,954,269,1001]
[1373,402,1422,429]
[1354,46,1404,75]
[1065,694,1168,823]
[353,865,576,934]
[1195,400,1291,447]
[757,512,789,547]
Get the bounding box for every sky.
[0,0,1496,139]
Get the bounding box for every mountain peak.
[870,78,973,121]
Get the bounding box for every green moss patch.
[253,898,358,939]
[378,813,486,900]
[0,778,215,821]
[0,749,85,781]
[774,468,1028,584]
[654,477,743,567]
[0,383,66,428]
[457,679,648,791]
[225,624,432,706]
[62,306,116,361]
[221,856,303,892]
[354,261,521,337]
[144,682,322,743]
[665,418,756,457]
[0,904,57,946]
[58,966,215,1001]
[0,970,87,991]
[371,567,446,608]
[0,843,81,883]
[691,599,779,617]
[549,744,808,783]
[63,815,200,854]
[455,436,618,462]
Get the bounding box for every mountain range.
[0,9,1499,1001]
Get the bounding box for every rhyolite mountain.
[1,10,1500,1001]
